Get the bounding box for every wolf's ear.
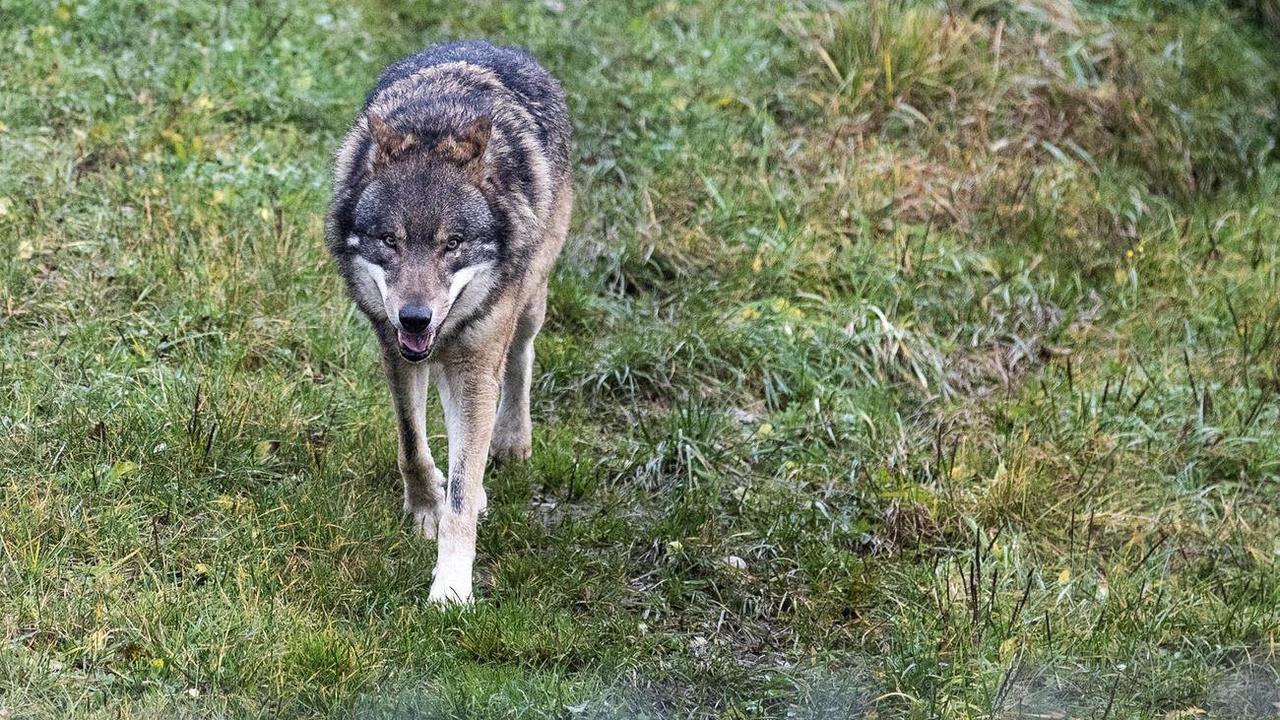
[433,116,492,183]
[368,114,418,166]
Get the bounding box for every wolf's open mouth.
[397,329,434,360]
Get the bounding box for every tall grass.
[812,0,982,116]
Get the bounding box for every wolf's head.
[345,113,501,362]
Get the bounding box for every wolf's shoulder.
[365,41,561,109]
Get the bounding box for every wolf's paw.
[428,566,474,605]
[490,419,532,464]
[406,504,439,540]
[490,437,532,464]
[403,466,446,539]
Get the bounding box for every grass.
[2,0,1280,717]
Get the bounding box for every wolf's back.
[366,41,569,183]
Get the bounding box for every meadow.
[3,0,1280,717]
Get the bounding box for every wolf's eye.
[379,233,397,249]
[444,236,461,252]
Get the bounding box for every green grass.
[3,0,1280,717]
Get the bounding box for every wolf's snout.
[399,305,434,334]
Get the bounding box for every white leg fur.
[428,362,499,605]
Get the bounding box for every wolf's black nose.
[399,305,433,334]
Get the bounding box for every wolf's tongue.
[398,330,431,353]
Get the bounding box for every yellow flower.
[160,129,184,148]
[150,658,165,669]
[758,423,773,436]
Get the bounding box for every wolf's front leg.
[492,290,546,463]
[383,349,445,540]
[429,358,501,604]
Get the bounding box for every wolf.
[325,41,572,604]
